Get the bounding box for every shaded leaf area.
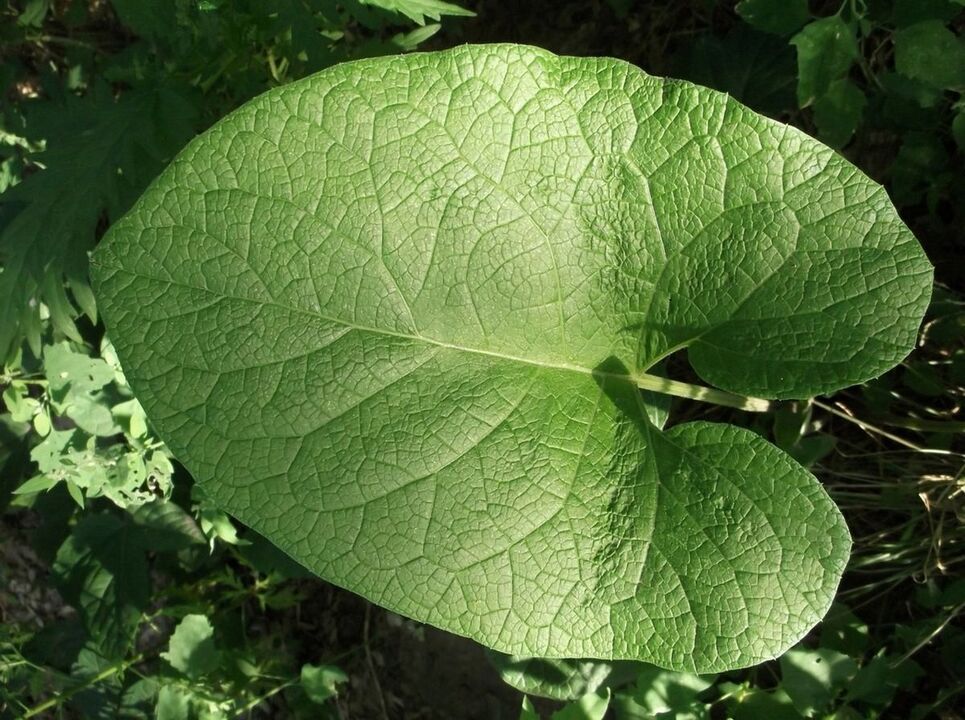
[52,503,205,657]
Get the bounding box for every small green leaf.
[3,382,39,423]
[490,654,640,701]
[791,17,859,106]
[846,655,899,705]
[552,688,610,720]
[300,663,349,704]
[818,603,869,656]
[633,665,715,715]
[726,688,801,720]
[32,408,51,436]
[779,647,858,716]
[132,500,206,550]
[30,429,75,473]
[736,0,809,36]
[894,20,965,90]
[813,79,866,148]
[519,697,540,720]
[359,0,474,25]
[45,343,114,395]
[157,685,191,720]
[392,23,441,51]
[13,474,59,495]
[162,614,220,679]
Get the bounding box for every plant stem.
[632,372,772,412]
[813,399,960,455]
[232,679,298,718]
[23,653,145,718]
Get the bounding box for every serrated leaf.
[791,17,859,106]
[0,83,198,361]
[359,0,474,25]
[92,45,932,671]
[736,0,810,36]
[52,512,151,656]
[894,20,965,90]
[162,614,220,679]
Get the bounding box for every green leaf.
[300,663,349,704]
[93,45,931,671]
[45,343,115,395]
[162,615,221,679]
[52,512,150,656]
[156,685,191,720]
[726,688,801,720]
[359,0,474,25]
[552,688,610,720]
[893,0,962,28]
[791,17,859,106]
[489,654,640,701]
[45,342,122,436]
[779,647,858,716]
[812,79,866,148]
[519,696,540,720]
[132,500,206,550]
[736,0,810,36]
[12,474,59,495]
[893,20,965,90]
[633,664,715,715]
[818,603,869,656]
[846,655,902,706]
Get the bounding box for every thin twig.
[363,604,389,720]
[813,399,959,455]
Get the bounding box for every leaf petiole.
[632,372,772,412]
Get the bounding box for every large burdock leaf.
[91,44,931,671]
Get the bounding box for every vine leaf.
[91,44,931,671]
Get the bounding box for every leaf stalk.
[632,372,772,412]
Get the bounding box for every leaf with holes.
[91,44,931,671]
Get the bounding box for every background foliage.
[0,0,962,718]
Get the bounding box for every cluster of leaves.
[0,0,474,363]
[0,312,355,718]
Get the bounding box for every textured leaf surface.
[92,45,931,670]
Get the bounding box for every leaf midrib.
[94,259,644,383]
